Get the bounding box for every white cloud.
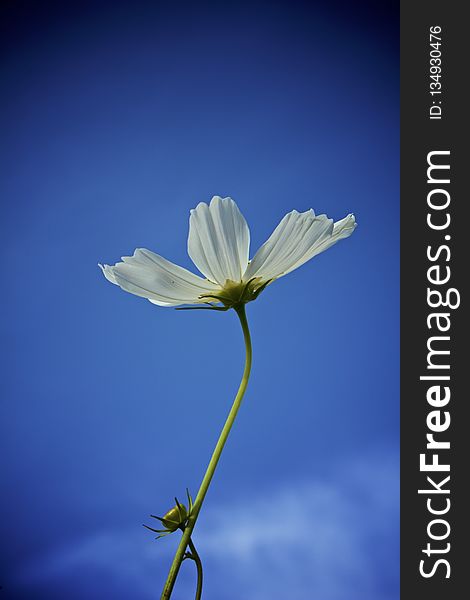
[15,449,398,600]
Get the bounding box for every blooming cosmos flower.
[100,196,356,308]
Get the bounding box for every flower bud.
[161,502,188,531]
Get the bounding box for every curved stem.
[160,303,252,600]
[187,538,203,600]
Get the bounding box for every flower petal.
[99,249,221,307]
[290,213,357,268]
[188,196,250,286]
[99,263,118,285]
[245,210,356,281]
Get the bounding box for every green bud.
[161,503,188,531]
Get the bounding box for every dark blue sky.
[1,1,399,598]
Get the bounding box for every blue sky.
[1,1,399,598]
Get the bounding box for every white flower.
[99,196,356,308]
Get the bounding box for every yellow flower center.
[199,277,266,307]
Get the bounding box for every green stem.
[187,538,203,600]
[160,303,252,600]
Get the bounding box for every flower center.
[199,277,268,307]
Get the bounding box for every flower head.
[100,196,356,308]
